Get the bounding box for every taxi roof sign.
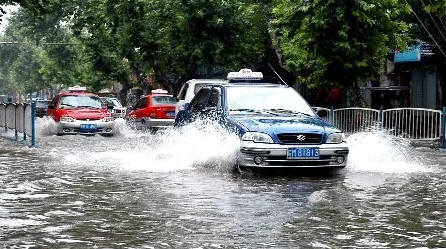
[151,89,168,94]
[68,85,87,91]
[227,69,263,80]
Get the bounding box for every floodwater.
[0,118,446,248]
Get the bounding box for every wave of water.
[346,130,432,173]
[37,117,240,172]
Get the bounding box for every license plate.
[287,148,319,159]
[166,111,175,117]
[80,124,97,131]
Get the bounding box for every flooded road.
[1,118,446,248]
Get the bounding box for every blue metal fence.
[0,102,36,147]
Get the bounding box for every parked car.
[100,97,126,119]
[127,89,176,132]
[174,69,349,171]
[46,85,115,136]
[175,78,228,114]
[35,99,52,118]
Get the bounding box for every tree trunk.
[347,84,368,108]
[119,81,133,107]
[154,68,174,93]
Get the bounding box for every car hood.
[231,115,339,134]
[61,108,111,119]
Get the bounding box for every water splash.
[35,117,58,137]
[43,118,240,173]
[346,130,432,173]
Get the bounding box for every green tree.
[0,7,103,98]
[272,0,409,106]
[38,0,270,105]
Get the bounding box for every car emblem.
[87,119,90,121]
[296,135,306,141]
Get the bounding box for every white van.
[175,78,228,113]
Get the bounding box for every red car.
[127,89,176,132]
[46,86,115,136]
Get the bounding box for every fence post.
[441,107,446,152]
[378,105,384,130]
[330,106,335,124]
[3,104,6,133]
[30,102,36,148]
[23,104,27,141]
[14,104,18,141]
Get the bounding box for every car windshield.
[59,95,103,109]
[226,85,315,116]
[152,95,176,106]
[102,98,123,107]
[36,100,51,108]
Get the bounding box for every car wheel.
[141,120,148,132]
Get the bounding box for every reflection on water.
[0,118,445,248]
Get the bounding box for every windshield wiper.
[266,108,312,117]
[60,104,75,108]
[229,108,281,116]
[77,105,100,109]
[229,108,263,114]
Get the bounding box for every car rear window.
[102,98,123,107]
[152,96,176,106]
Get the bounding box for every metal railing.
[382,108,442,140]
[313,106,443,141]
[0,102,36,147]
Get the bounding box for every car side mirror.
[47,105,54,109]
[183,103,190,110]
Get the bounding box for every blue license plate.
[287,148,319,159]
[80,124,97,131]
[166,111,175,117]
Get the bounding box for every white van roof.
[186,79,228,84]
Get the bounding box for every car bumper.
[237,141,349,168]
[56,120,114,135]
[112,113,126,119]
[142,118,175,128]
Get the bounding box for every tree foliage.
[272,0,409,89]
[3,0,446,107]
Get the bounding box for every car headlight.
[326,133,346,143]
[102,116,114,122]
[241,132,274,143]
[60,116,75,122]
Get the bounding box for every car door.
[46,96,60,120]
[202,86,224,121]
[129,97,147,123]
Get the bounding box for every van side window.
[178,84,188,101]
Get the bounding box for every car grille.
[76,118,101,121]
[265,155,332,166]
[73,128,104,133]
[277,133,322,144]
